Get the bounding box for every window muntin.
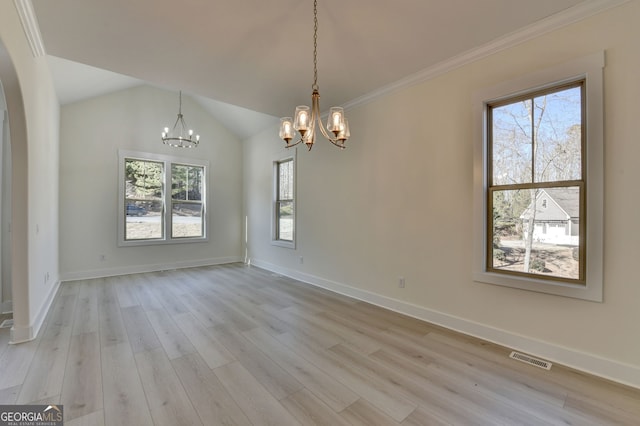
[487,82,585,284]
[276,158,294,242]
[119,151,208,246]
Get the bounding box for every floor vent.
[509,351,552,370]
[0,319,13,329]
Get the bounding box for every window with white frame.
[118,150,208,246]
[473,53,604,301]
[170,163,205,238]
[272,153,295,248]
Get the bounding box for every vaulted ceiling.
[31,0,614,137]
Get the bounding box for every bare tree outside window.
[488,82,585,283]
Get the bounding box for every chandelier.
[162,91,200,148]
[279,0,350,151]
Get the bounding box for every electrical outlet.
[398,277,405,288]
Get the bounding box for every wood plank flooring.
[0,263,638,425]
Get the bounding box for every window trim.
[472,52,604,302]
[118,150,209,247]
[271,150,296,249]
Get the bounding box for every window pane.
[172,164,203,201]
[491,187,580,280]
[124,159,164,240]
[533,86,582,182]
[277,201,294,241]
[491,100,533,185]
[278,160,294,200]
[172,202,203,238]
[125,159,163,201]
[125,200,163,240]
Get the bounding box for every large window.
[119,151,208,246]
[487,82,584,283]
[272,153,295,248]
[473,53,603,301]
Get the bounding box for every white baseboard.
[60,256,243,282]
[250,258,640,390]
[10,278,60,344]
[9,323,32,344]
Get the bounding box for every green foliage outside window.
[125,159,163,200]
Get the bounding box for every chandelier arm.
[171,114,182,133]
[316,115,334,142]
[317,122,346,148]
[328,139,346,149]
[313,91,342,144]
[179,114,189,135]
[308,93,320,145]
[304,124,316,150]
[285,138,304,148]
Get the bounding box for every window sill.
[473,271,602,302]
[119,236,209,247]
[271,239,295,249]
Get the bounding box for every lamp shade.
[294,106,310,134]
[279,117,295,141]
[327,107,345,134]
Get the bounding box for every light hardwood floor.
[0,263,638,425]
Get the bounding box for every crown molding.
[343,0,629,111]
[13,0,46,58]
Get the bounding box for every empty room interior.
[0,0,639,424]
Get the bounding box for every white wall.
[0,2,60,342]
[59,85,243,279]
[243,2,640,388]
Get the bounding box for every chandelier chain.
[312,0,319,91]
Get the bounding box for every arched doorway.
[0,39,30,344]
